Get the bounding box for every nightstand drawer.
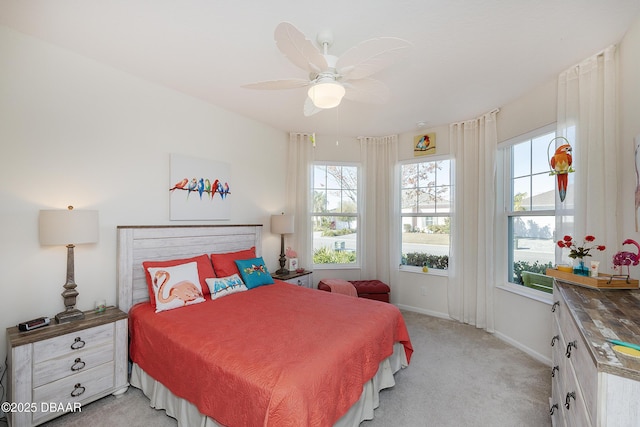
[32,362,115,424]
[33,322,113,363]
[33,340,114,387]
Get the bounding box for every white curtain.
[449,110,498,331]
[358,135,399,284]
[286,133,315,268]
[556,45,619,264]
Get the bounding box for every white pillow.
[147,262,206,313]
[205,274,247,300]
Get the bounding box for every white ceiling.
[1,0,639,137]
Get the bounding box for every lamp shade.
[271,214,294,235]
[307,79,345,109]
[39,207,99,246]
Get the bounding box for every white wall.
[0,26,287,369]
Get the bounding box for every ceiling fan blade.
[337,37,412,80]
[343,78,391,104]
[304,97,323,116]
[275,22,328,74]
[242,78,310,90]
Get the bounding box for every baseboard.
[397,304,552,367]
[492,330,552,366]
[395,304,451,320]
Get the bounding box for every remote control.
[18,317,50,331]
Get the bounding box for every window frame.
[497,123,558,299]
[398,154,452,275]
[310,161,362,270]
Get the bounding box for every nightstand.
[272,270,314,288]
[6,307,129,427]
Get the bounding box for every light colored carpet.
[42,311,551,427]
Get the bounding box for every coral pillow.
[235,257,275,289]
[142,254,214,308]
[146,262,206,313]
[205,274,248,300]
[210,247,256,277]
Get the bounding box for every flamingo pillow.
[146,262,206,313]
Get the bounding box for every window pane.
[402,164,418,188]
[313,165,327,188]
[437,186,452,213]
[401,217,449,269]
[436,161,451,186]
[512,141,531,177]
[512,176,531,211]
[530,173,556,211]
[532,132,554,175]
[509,215,555,291]
[313,190,327,212]
[418,189,435,213]
[312,215,357,264]
[401,188,418,211]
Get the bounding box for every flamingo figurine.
[612,239,640,276]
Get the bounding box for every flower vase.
[573,258,590,276]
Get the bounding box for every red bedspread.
[129,281,412,427]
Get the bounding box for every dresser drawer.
[553,292,597,421]
[283,273,312,288]
[33,340,114,387]
[33,322,114,363]
[32,361,115,424]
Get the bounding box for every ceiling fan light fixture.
[308,80,345,109]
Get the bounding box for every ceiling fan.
[243,22,412,116]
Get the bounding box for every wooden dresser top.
[6,306,127,348]
[556,280,640,381]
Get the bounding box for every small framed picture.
[288,258,299,271]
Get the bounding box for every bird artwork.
[170,178,188,192]
[204,178,211,199]
[197,178,205,199]
[612,239,640,276]
[186,178,197,198]
[549,137,574,202]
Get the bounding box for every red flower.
[557,234,606,259]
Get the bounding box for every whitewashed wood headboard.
[116,225,263,313]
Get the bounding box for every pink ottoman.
[318,279,390,303]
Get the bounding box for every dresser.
[271,270,313,288]
[550,280,640,426]
[6,307,129,426]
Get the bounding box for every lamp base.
[55,308,85,324]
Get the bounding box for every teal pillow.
[234,257,275,289]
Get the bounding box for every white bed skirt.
[130,342,408,427]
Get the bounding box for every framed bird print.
[169,153,232,220]
[414,133,436,157]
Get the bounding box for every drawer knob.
[549,403,559,415]
[71,357,86,372]
[564,391,576,409]
[71,383,86,397]
[565,340,577,358]
[551,335,559,347]
[551,301,559,312]
[551,366,559,378]
[71,337,86,350]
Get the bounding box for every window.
[400,158,451,271]
[311,164,359,266]
[502,126,565,294]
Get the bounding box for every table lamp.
[39,206,99,323]
[271,213,294,275]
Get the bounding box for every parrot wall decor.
[548,137,574,202]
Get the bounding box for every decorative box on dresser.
[550,280,640,427]
[271,270,313,288]
[6,307,129,427]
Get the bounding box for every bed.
[117,224,413,427]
